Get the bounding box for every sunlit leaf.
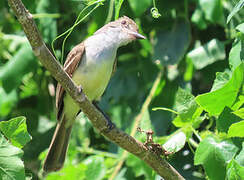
[163,131,186,153]
[228,120,244,138]
[232,108,244,119]
[0,134,25,180]
[194,135,238,180]
[226,159,244,180]
[211,71,231,92]
[196,63,244,115]
[188,39,225,70]
[0,116,32,148]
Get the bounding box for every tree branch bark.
[7,0,185,179]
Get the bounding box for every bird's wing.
[56,42,85,121]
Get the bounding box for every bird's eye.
[121,20,127,25]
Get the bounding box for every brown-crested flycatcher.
[43,16,145,172]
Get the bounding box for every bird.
[43,16,146,172]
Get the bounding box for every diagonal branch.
[7,0,185,179]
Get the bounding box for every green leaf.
[226,159,244,180]
[0,134,25,180]
[163,131,186,153]
[126,154,154,179]
[114,0,124,19]
[46,163,87,180]
[232,94,244,111]
[229,37,244,71]
[228,120,244,138]
[0,87,17,117]
[232,108,244,119]
[216,107,242,133]
[236,23,244,34]
[194,135,238,180]
[227,0,244,23]
[0,43,37,93]
[199,0,224,24]
[83,156,106,180]
[0,116,32,148]
[195,62,244,116]
[184,56,194,81]
[174,88,198,120]
[128,0,151,17]
[211,71,231,92]
[191,8,207,30]
[153,19,191,65]
[188,39,225,70]
[235,142,244,166]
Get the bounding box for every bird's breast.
[72,45,117,101]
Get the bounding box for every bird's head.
[95,16,146,46]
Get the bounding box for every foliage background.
[0,0,243,179]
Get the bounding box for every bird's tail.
[43,116,72,172]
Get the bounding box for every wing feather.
[56,42,85,120]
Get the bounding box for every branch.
[7,0,185,179]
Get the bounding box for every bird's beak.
[129,31,146,39]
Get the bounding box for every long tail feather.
[43,116,72,172]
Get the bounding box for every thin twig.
[7,1,185,179]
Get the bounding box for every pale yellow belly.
[72,61,113,101]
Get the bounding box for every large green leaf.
[0,43,37,93]
[0,134,25,180]
[195,62,244,116]
[228,120,244,138]
[153,19,191,65]
[187,39,225,70]
[194,135,238,180]
[0,116,32,148]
